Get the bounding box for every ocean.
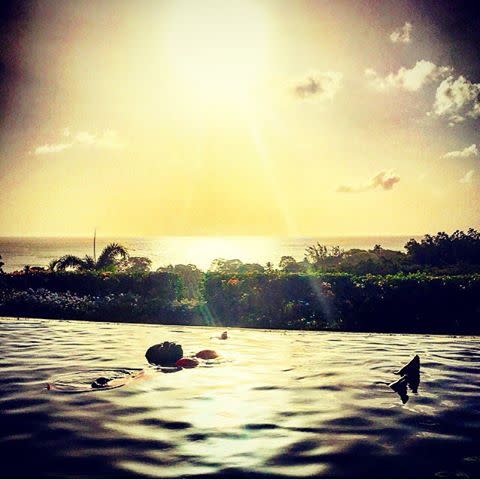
[0,235,418,272]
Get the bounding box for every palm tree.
[51,243,128,272]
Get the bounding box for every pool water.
[1,317,479,478]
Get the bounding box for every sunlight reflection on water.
[1,317,480,478]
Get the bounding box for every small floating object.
[195,349,219,360]
[145,341,183,366]
[389,355,421,404]
[176,357,199,369]
[47,368,144,393]
[220,331,228,340]
[395,354,420,376]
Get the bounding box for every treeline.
[5,229,480,277]
[1,270,479,334]
[1,230,480,333]
[274,229,480,275]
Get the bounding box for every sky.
[1,0,480,237]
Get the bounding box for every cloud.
[33,129,124,155]
[432,75,480,124]
[390,22,412,43]
[365,60,452,92]
[292,71,343,101]
[94,130,124,149]
[443,144,478,158]
[337,170,400,193]
[460,170,475,184]
[34,143,73,155]
[76,130,123,149]
[75,131,96,145]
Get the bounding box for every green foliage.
[52,243,129,272]
[279,256,305,273]
[95,243,128,270]
[203,272,337,330]
[2,230,480,333]
[157,264,203,299]
[276,244,409,275]
[336,247,408,274]
[210,258,265,274]
[304,243,345,270]
[0,271,180,301]
[118,256,152,274]
[202,271,480,333]
[405,229,480,267]
[0,270,183,323]
[1,269,480,333]
[55,254,95,272]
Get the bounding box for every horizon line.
[0,233,431,239]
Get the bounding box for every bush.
[203,272,480,334]
[1,264,480,334]
[0,271,181,304]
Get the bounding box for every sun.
[163,0,270,106]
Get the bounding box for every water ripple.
[1,317,479,478]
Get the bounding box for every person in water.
[145,341,184,366]
[48,337,223,391]
[145,340,220,369]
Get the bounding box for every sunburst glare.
[163,0,270,106]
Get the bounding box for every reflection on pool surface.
[1,317,480,478]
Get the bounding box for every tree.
[118,256,152,274]
[405,229,480,267]
[304,243,344,270]
[51,243,129,272]
[265,262,274,273]
[210,258,243,273]
[279,256,303,273]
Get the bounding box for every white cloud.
[460,170,475,184]
[33,129,124,155]
[337,170,400,193]
[432,75,480,123]
[443,144,478,158]
[34,143,73,155]
[292,71,343,101]
[366,60,452,92]
[95,130,124,149]
[75,130,123,149]
[75,131,96,145]
[390,22,412,44]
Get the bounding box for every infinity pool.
[1,317,479,478]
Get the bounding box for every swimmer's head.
[145,341,183,366]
